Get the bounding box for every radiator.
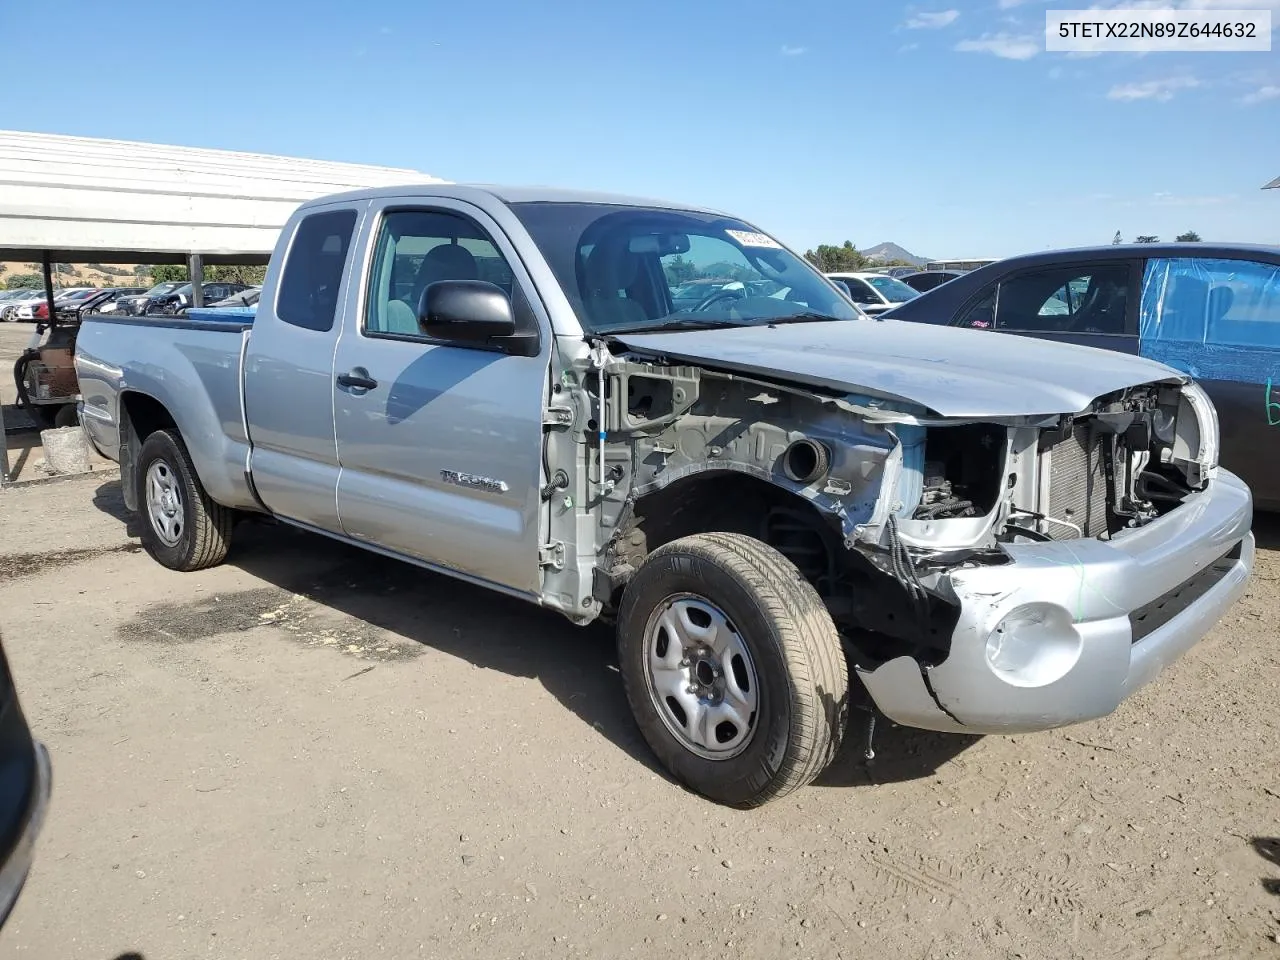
[1045,423,1109,539]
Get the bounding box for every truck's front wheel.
[136,428,233,571]
[617,533,848,808]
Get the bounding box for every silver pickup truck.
[74,185,1255,808]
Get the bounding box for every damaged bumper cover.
[857,468,1254,734]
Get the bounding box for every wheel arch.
[117,390,178,512]
[604,469,845,607]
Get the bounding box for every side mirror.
[418,280,516,341]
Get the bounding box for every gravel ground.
[0,469,1277,960]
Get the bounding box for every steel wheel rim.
[641,593,760,760]
[145,460,184,547]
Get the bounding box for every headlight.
[1180,380,1219,474]
[984,603,1083,687]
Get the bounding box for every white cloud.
[955,32,1040,59]
[1107,76,1200,101]
[1243,84,1280,103]
[1150,192,1237,206]
[905,9,960,28]
[780,44,808,56]
[899,42,921,52]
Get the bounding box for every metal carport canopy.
[0,129,446,263]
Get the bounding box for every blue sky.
[3,0,1277,259]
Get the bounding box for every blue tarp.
[1139,257,1280,383]
[185,306,256,324]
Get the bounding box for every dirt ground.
[0,328,1278,958]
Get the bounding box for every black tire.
[617,532,848,808]
[53,404,78,429]
[135,428,233,571]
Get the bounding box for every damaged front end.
[565,341,1250,734]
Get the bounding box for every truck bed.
[75,313,260,510]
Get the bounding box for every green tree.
[5,273,43,289]
[662,255,698,286]
[1175,230,1202,242]
[148,264,188,283]
[206,264,267,286]
[1135,235,1160,243]
[803,241,868,272]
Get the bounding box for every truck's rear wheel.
[136,428,233,571]
[617,532,848,808]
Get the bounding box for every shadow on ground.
[94,480,979,791]
[815,695,979,788]
[1251,510,1280,552]
[1252,837,1280,896]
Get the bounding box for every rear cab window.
[276,208,359,332]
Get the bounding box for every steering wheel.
[691,289,742,312]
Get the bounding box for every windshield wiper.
[604,311,844,336]
[603,317,746,334]
[759,311,844,325]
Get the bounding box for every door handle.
[337,370,378,391]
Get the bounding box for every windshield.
[509,202,861,334]
[143,282,181,297]
[865,275,920,302]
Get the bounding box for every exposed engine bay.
[555,348,1218,667]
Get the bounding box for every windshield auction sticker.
[726,230,783,249]
[1046,9,1271,52]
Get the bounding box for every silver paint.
[857,469,1255,733]
[612,321,1188,419]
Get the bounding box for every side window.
[955,287,996,329]
[1141,257,1280,347]
[365,209,516,338]
[842,279,882,305]
[276,209,358,332]
[995,263,1130,334]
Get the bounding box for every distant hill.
[1,261,152,290]
[861,242,928,267]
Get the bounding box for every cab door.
[330,197,551,595]
[243,202,365,531]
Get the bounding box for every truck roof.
[295,182,729,217]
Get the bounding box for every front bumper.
[858,468,1254,734]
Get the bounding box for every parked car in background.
[202,286,261,310]
[145,282,249,315]
[669,278,739,311]
[12,288,92,322]
[825,271,920,315]
[901,269,966,293]
[0,629,52,926]
[115,282,186,317]
[1,291,45,322]
[81,287,150,316]
[882,242,1280,509]
[0,290,42,321]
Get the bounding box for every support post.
[42,252,56,329]
[188,254,204,308]
[0,385,8,485]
